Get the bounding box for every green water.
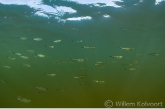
[0,0,165,108]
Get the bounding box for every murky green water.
[0,0,165,108]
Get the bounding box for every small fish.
[23,64,31,67]
[36,87,48,92]
[17,96,31,103]
[1,79,8,84]
[110,56,123,59]
[8,57,16,60]
[3,66,11,68]
[57,59,66,63]
[53,40,61,43]
[120,47,134,51]
[125,68,136,71]
[96,62,105,64]
[95,63,104,66]
[95,62,105,66]
[94,80,100,83]
[122,64,133,66]
[45,45,54,48]
[103,14,110,18]
[34,38,42,41]
[74,75,87,78]
[13,52,22,56]
[19,37,27,40]
[148,53,159,56]
[20,56,28,59]
[45,73,56,77]
[36,54,45,58]
[94,80,105,83]
[26,50,35,53]
[72,40,83,43]
[70,58,86,62]
[82,46,95,49]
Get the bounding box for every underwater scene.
[0,0,165,108]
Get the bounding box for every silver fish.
[45,45,54,48]
[36,87,48,92]
[17,96,31,103]
[20,56,28,59]
[13,52,22,56]
[34,38,42,41]
[94,80,105,83]
[125,68,136,71]
[19,37,27,40]
[45,73,56,77]
[110,56,123,59]
[120,47,134,51]
[8,57,16,60]
[3,66,11,68]
[95,62,105,66]
[72,40,83,43]
[36,54,45,58]
[122,63,133,66]
[70,58,86,62]
[23,64,31,67]
[82,46,95,49]
[57,59,67,63]
[53,40,61,43]
[148,53,159,56]
[73,75,87,78]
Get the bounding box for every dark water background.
[0,0,165,108]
